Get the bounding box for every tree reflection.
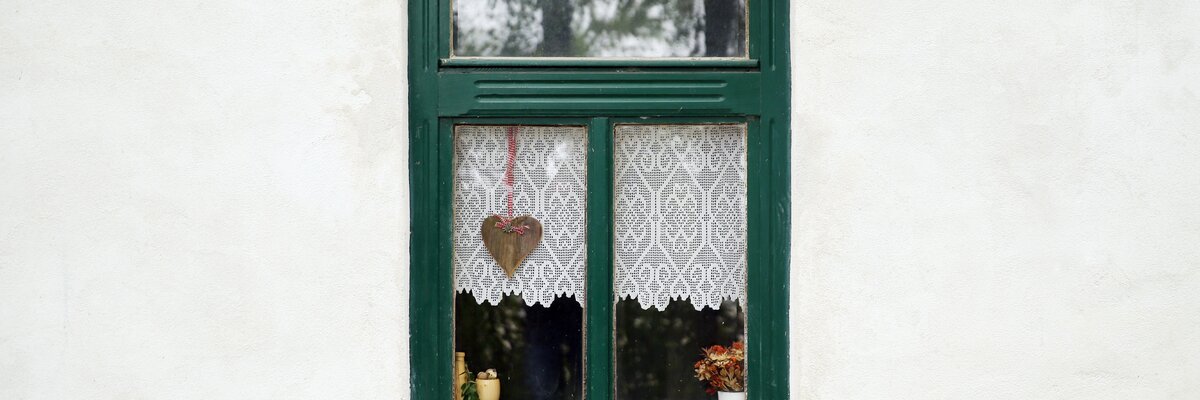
[615,298,745,399]
[454,0,747,57]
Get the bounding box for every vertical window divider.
[584,116,613,400]
[745,117,771,397]
[437,118,457,397]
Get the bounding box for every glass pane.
[452,125,587,399]
[615,299,744,399]
[613,124,748,398]
[456,293,583,400]
[453,0,747,58]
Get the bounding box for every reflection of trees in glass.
[615,298,745,399]
[454,0,746,57]
[700,0,745,56]
[455,293,583,400]
[454,0,542,56]
[540,0,574,55]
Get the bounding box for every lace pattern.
[452,125,588,307]
[614,124,747,311]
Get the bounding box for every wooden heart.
[480,215,543,278]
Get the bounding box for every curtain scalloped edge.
[456,288,582,307]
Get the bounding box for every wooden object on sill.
[453,352,467,400]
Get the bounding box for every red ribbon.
[504,126,517,218]
[494,215,529,235]
[494,126,528,235]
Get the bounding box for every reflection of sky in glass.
[454,0,746,58]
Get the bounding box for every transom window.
[452,0,748,58]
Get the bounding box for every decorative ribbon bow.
[495,216,530,235]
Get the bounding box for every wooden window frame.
[408,1,790,398]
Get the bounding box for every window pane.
[452,125,587,399]
[615,299,744,399]
[453,0,747,58]
[613,124,748,398]
[456,293,583,400]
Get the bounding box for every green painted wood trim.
[609,117,748,125]
[745,116,775,399]
[441,58,759,68]
[584,117,614,399]
[748,0,763,60]
[408,0,445,397]
[438,71,761,117]
[749,0,791,397]
[437,118,457,398]
[438,0,452,62]
[448,117,591,126]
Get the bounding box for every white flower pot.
[718,391,746,400]
[475,378,500,400]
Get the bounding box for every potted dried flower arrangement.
[694,341,746,400]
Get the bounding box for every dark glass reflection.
[615,298,745,399]
[453,0,747,58]
[455,292,583,400]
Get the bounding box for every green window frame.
[409,1,790,398]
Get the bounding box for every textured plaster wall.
[791,1,1200,399]
[5,0,1200,399]
[1,0,409,398]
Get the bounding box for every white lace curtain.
[452,125,588,307]
[452,124,747,311]
[614,124,747,311]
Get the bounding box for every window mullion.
[584,116,614,400]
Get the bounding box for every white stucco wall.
[1,0,409,398]
[3,0,1200,399]
[791,1,1200,399]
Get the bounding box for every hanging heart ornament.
[480,214,543,277]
